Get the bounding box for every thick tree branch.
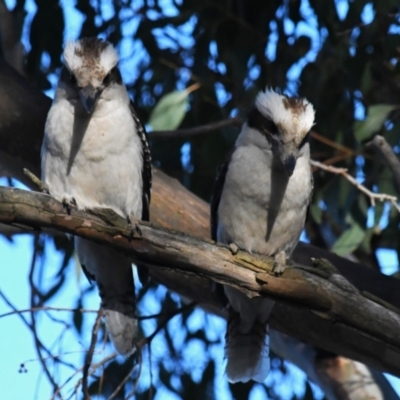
[2,60,400,397]
[0,1,25,75]
[0,186,400,376]
[0,60,50,181]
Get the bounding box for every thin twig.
[89,352,117,371]
[28,236,62,397]
[310,131,355,157]
[124,353,143,400]
[1,305,186,321]
[105,302,195,398]
[137,303,196,321]
[138,301,196,347]
[53,353,117,400]
[311,160,400,213]
[366,135,400,195]
[0,289,71,372]
[107,354,142,400]
[82,309,103,400]
[150,117,243,139]
[148,344,153,400]
[0,306,98,319]
[23,168,49,193]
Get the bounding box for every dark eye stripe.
[247,107,278,136]
[61,66,77,86]
[299,131,310,148]
[103,66,122,86]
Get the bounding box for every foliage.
[0,0,400,398]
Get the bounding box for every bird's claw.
[41,183,50,195]
[62,196,77,215]
[228,243,239,255]
[272,251,287,276]
[127,214,142,240]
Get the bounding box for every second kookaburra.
[41,37,152,355]
[211,89,315,383]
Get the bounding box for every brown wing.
[210,150,233,241]
[129,101,152,221]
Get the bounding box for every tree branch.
[2,60,400,396]
[150,117,243,139]
[311,160,400,212]
[366,135,400,195]
[0,186,400,376]
[0,0,25,75]
[82,309,103,400]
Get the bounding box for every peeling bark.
[0,186,400,375]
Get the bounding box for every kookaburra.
[211,89,315,383]
[41,37,152,355]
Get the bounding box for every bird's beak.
[78,85,102,114]
[281,153,296,177]
[274,141,298,177]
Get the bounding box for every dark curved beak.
[78,85,102,113]
[272,140,298,177]
[282,154,296,177]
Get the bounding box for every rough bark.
[0,1,25,75]
[0,60,399,311]
[0,59,50,186]
[0,186,400,376]
[1,59,400,398]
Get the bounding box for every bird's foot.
[272,251,287,276]
[228,243,239,255]
[62,195,77,215]
[127,214,142,240]
[41,184,50,195]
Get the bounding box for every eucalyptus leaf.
[310,202,322,224]
[332,223,365,256]
[148,90,190,131]
[353,105,397,141]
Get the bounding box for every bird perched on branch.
[41,37,152,356]
[211,89,315,383]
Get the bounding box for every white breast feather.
[41,84,143,219]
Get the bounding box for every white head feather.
[99,44,119,73]
[63,38,119,74]
[255,89,315,141]
[63,40,82,72]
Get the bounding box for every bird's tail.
[75,238,137,356]
[223,286,274,383]
[98,277,137,356]
[225,309,270,383]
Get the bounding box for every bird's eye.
[299,131,310,148]
[103,67,117,86]
[103,72,111,86]
[248,108,279,137]
[69,74,77,85]
[264,119,278,135]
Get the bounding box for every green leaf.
[309,202,322,224]
[359,227,375,254]
[148,89,191,131]
[332,223,365,256]
[353,104,397,141]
